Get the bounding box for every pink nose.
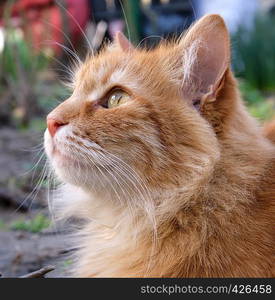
[47,118,65,137]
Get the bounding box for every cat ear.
[115,32,134,52]
[178,14,230,109]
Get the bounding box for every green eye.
[107,90,130,108]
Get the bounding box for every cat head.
[44,15,232,202]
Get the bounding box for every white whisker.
[55,1,93,52]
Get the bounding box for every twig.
[59,247,78,254]
[19,265,55,278]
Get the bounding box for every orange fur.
[44,15,275,277]
[264,120,275,144]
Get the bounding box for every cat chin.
[47,152,98,188]
[44,129,90,186]
[54,166,88,187]
[53,167,118,200]
[47,156,106,191]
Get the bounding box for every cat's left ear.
[115,32,134,52]
[178,14,230,109]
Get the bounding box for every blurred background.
[0,0,275,277]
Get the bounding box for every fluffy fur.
[44,15,275,277]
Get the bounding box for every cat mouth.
[44,131,82,166]
[45,129,114,173]
[49,139,110,170]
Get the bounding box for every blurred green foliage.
[239,80,264,104]
[10,213,50,233]
[1,30,48,82]
[232,14,275,121]
[233,14,275,92]
[0,27,70,129]
[248,101,274,121]
[239,80,275,121]
[0,28,51,127]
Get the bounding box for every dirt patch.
[0,213,70,277]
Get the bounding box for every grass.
[239,80,275,121]
[10,213,51,233]
[247,101,275,121]
[62,259,73,269]
[239,79,275,121]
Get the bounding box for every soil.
[0,211,70,277]
[0,127,70,278]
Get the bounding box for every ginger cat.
[44,14,275,277]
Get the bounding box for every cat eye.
[104,90,131,108]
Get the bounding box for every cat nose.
[47,118,66,137]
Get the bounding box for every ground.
[0,127,70,277]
